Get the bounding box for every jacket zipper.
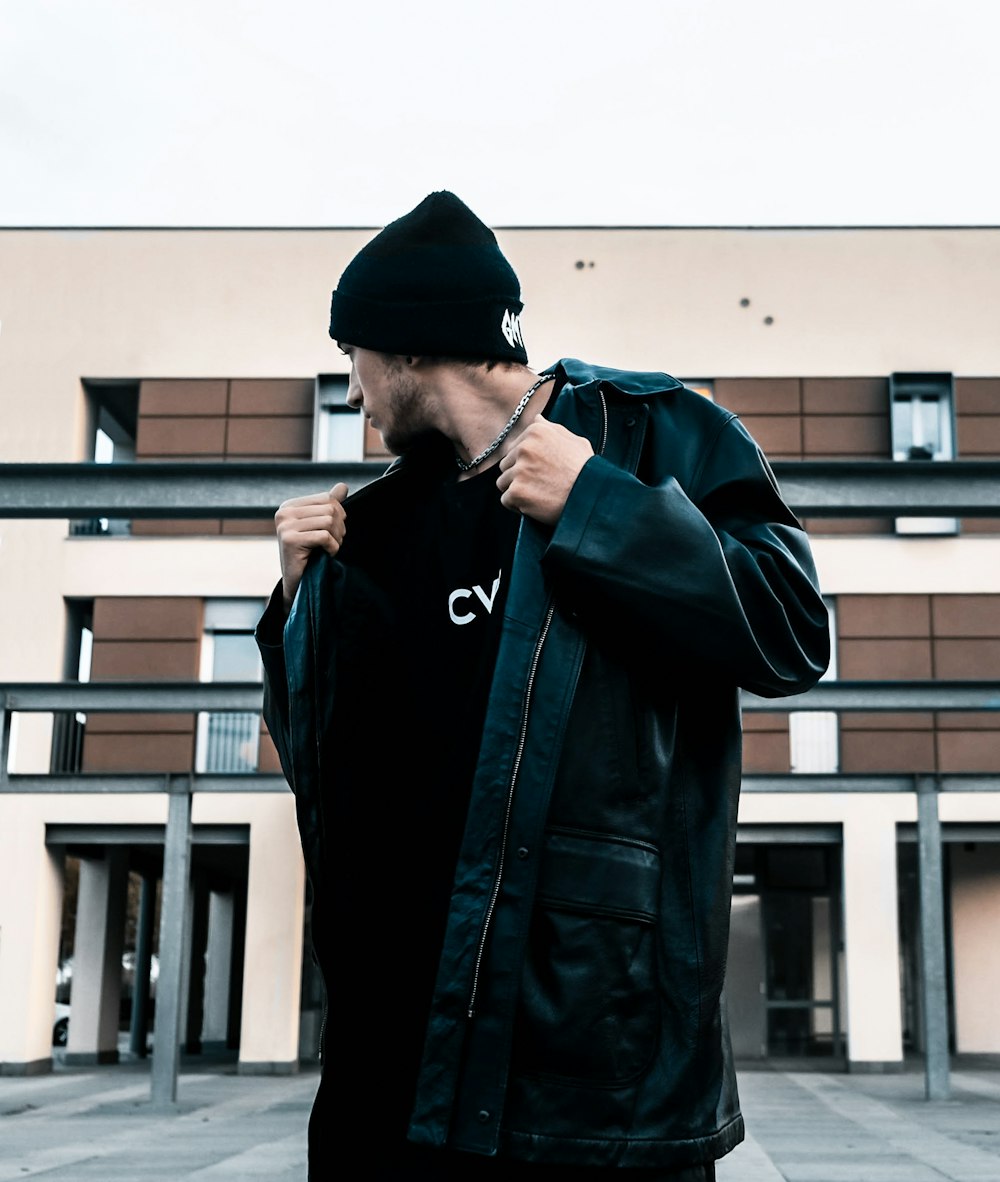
[466,385,609,1019]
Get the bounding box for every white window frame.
[789,596,839,774]
[313,374,363,461]
[195,600,265,775]
[890,372,958,536]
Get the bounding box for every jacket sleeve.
[541,413,830,697]
[254,577,297,791]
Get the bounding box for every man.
[255,191,830,1180]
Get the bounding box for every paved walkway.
[1,1061,999,1180]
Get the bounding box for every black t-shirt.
[347,459,521,1135]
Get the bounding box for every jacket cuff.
[255,578,288,651]
[546,454,618,566]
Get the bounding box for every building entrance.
[728,829,844,1063]
[47,824,249,1066]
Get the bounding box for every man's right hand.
[275,483,349,615]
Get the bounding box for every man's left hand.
[496,419,594,525]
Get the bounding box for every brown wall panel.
[802,415,890,457]
[92,597,202,641]
[931,595,1000,637]
[82,731,195,773]
[742,730,791,773]
[226,416,312,457]
[838,594,931,638]
[799,518,894,535]
[228,379,313,416]
[131,520,224,536]
[956,416,1000,456]
[137,416,228,456]
[86,712,196,734]
[955,378,1000,415]
[91,640,201,680]
[714,379,801,415]
[958,519,1000,534]
[220,519,278,536]
[840,730,935,773]
[840,712,935,730]
[933,639,1000,679]
[935,712,1000,731]
[839,638,933,680]
[742,712,790,733]
[733,415,802,456]
[139,380,228,417]
[937,731,1000,773]
[801,378,888,415]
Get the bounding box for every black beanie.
[328,191,528,364]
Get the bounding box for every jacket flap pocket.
[536,830,661,923]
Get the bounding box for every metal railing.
[1,458,999,519]
[2,456,999,1106]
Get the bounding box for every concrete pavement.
[1,1059,999,1180]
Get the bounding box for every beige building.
[1,225,998,1089]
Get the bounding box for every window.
[73,381,139,536]
[789,597,838,774]
[50,601,93,774]
[195,600,265,774]
[313,374,363,461]
[890,372,957,536]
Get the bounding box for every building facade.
[1,225,998,1080]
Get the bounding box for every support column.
[842,808,904,1070]
[917,776,950,1099]
[151,781,192,1106]
[66,847,127,1065]
[201,889,235,1052]
[0,799,63,1075]
[238,796,304,1074]
[950,841,1000,1053]
[184,873,210,1055]
[128,873,156,1058]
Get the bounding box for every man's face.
[340,344,429,456]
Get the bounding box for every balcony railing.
[3,457,997,1107]
[2,679,998,792]
[1,459,999,519]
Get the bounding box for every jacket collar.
[549,357,684,397]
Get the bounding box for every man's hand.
[275,483,349,614]
[496,420,594,524]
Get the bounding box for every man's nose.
[345,369,362,408]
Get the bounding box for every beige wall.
[949,842,1000,1054]
[1,225,999,1066]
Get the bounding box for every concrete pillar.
[842,810,904,1070]
[128,874,156,1058]
[811,896,833,1039]
[185,873,211,1054]
[202,889,235,1051]
[151,786,192,1106]
[950,842,1000,1053]
[66,847,128,1065]
[238,796,305,1074]
[0,800,63,1074]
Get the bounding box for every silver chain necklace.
[455,372,555,472]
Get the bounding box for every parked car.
[53,1001,70,1047]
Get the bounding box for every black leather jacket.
[256,358,829,1169]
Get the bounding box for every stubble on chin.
[381,369,430,456]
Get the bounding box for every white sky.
[1,0,998,227]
